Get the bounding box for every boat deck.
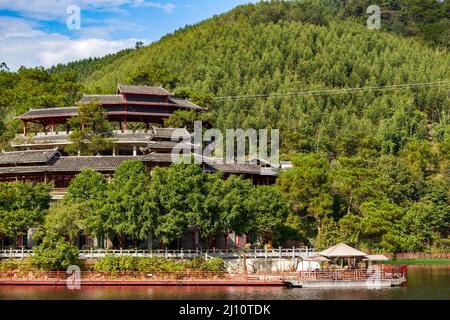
[0,267,407,287]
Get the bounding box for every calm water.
[0,266,448,300]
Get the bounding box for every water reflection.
[0,266,448,300]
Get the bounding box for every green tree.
[217,175,254,237]
[129,64,178,89]
[245,185,288,244]
[276,153,333,237]
[102,161,153,248]
[151,163,210,247]
[0,182,51,248]
[44,202,85,245]
[163,109,200,131]
[31,231,80,270]
[65,169,108,240]
[66,102,115,156]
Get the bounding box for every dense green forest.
[0,68,83,147]
[45,1,449,157]
[0,1,448,252]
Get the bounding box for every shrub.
[30,232,80,270]
[201,258,226,272]
[92,256,226,272]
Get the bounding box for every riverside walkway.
[0,247,314,260]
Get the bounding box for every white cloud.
[77,18,145,39]
[141,2,175,14]
[0,17,141,70]
[0,0,176,20]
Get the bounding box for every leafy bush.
[93,256,225,272]
[200,258,226,272]
[0,258,35,271]
[30,232,80,270]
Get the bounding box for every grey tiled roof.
[205,163,278,176]
[113,132,152,141]
[0,154,278,176]
[0,148,59,165]
[169,98,208,111]
[0,156,137,174]
[145,141,193,150]
[13,131,154,146]
[152,127,192,139]
[17,107,78,119]
[79,95,125,104]
[118,84,174,96]
[138,153,175,163]
[32,134,70,142]
[49,156,138,172]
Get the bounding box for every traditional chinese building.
[17,84,207,135]
[0,85,279,250]
[2,85,278,195]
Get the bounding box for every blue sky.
[0,0,255,70]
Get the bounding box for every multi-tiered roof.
[17,84,207,131]
[3,85,279,191]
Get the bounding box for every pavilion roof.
[139,153,176,163]
[316,243,368,257]
[117,84,174,96]
[145,141,194,150]
[0,148,59,165]
[204,162,278,176]
[50,156,138,172]
[0,156,138,174]
[17,107,78,119]
[151,127,192,139]
[78,94,125,104]
[168,98,207,111]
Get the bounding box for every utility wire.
[213,80,450,101]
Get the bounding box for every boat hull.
[284,278,406,288]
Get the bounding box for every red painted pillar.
[165,96,168,114]
[124,99,127,131]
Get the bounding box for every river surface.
[0,266,448,300]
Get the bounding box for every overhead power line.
[213,80,450,101]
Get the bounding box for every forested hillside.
[1,0,448,251]
[47,1,449,158]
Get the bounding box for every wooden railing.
[0,247,314,260]
[0,270,293,284]
[292,267,407,281]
